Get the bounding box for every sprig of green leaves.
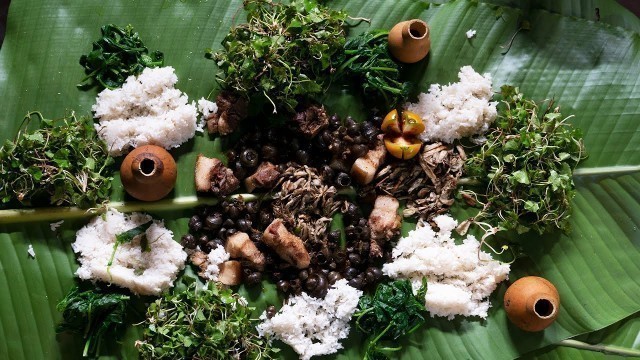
[355,279,427,360]
[0,112,114,208]
[208,0,347,113]
[79,24,164,90]
[136,281,277,359]
[462,85,587,234]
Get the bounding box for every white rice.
[406,65,497,143]
[383,214,510,319]
[466,29,477,39]
[27,244,35,258]
[201,245,230,281]
[92,66,198,156]
[257,279,362,360]
[72,209,187,296]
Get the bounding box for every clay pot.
[388,19,431,63]
[120,145,177,202]
[504,276,560,332]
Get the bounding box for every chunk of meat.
[225,232,265,270]
[207,91,248,135]
[293,105,329,138]
[218,260,243,286]
[351,142,386,185]
[244,162,281,193]
[194,154,240,196]
[262,218,310,269]
[368,195,401,258]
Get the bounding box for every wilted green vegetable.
[336,30,411,108]
[136,281,276,359]
[208,0,347,113]
[462,85,587,235]
[355,279,427,360]
[0,112,114,208]
[79,24,164,89]
[56,286,130,358]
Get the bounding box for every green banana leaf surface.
[1,0,640,359]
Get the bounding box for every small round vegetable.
[381,109,401,134]
[384,135,422,160]
[401,110,426,135]
[504,276,560,332]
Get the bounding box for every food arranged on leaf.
[0,0,594,359]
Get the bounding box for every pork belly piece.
[262,218,310,269]
[244,162,281,193]
[225,232,265,270]
[218,260,243,286]
[195,154,240,196]
[351,142,386,185]
[368,195,401,258]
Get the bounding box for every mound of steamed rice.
[72,209,187,296]
[406,65,497,143]
[257,279,362,360]
[92,66,199,156]
[383,215,510,319]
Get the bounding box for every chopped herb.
[462,85,587,235]
[354,279,427,360]
[56,286,130,358]
[336,30,411,108]
[79,24,164,89]
[0,112,114,208]
[107,220,153,268]
[136,281,277,359]
[208,0,347,113]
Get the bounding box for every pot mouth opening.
[409,21,427,39]
[140,158,156,176]
[534,298,555,318]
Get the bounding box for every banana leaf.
[1,0,640,359]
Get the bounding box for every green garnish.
[56,286,130,358]
[107,220,153,269]
[336,30,411,108]
[79,24,164,89]
[462,85,587,235]
[136,281,277,359]
[355,279,427,360]
[0,112,114,208]
[208,0,347,113]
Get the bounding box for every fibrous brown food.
[364,142,464,220]
[263,219,311,269]
[293,105,329,138]
[206,91,248,135]
[368,195,401,258]
[244,162,281,193]
[194,154,240,196]
[351,141,386,185]
[225,232,265,270]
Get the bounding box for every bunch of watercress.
[56,286,130,358]
[335,30,411,108]
[208,0,347,113]
[355,279,427,360]
[136,281,276,359]
[462,85,587,235]
[79,24,164,89]
[0,112,114,208]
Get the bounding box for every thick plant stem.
[558,339,640,357]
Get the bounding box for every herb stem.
[558,339,640,357]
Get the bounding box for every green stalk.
[558,339,640,357]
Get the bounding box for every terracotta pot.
[504,276,560,332]
[120,145,177,202]
[388,19,431,63]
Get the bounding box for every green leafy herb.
[136,281,277,359]
[355,279,427,360]
[462,85,587,235]
[56,286,130,358]
[335,30,411,108]
[0,112,114,208]
[107,219,153,268]
[208,0,347,113]
[79,24,164,89]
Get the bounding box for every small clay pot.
[388,19,431,63]
[120,145,177,202]
[504,276,560,332]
